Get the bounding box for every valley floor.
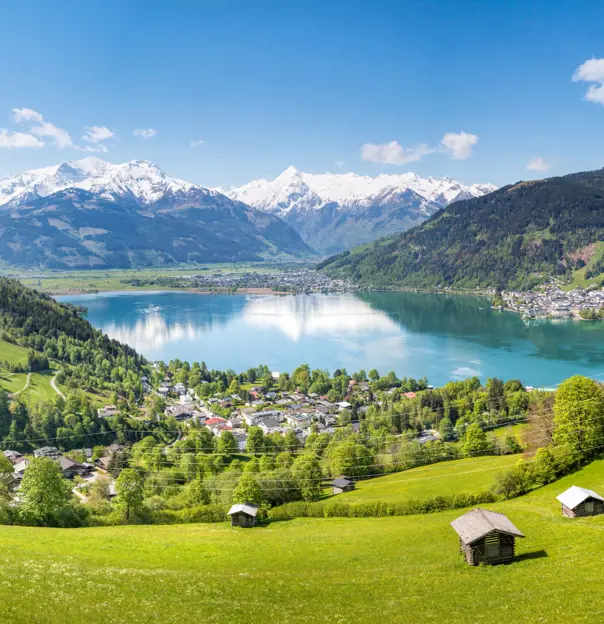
[2,459,604,623]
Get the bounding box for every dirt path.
[13,373,31,396]
[51,373,66,400]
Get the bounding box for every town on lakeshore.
[499,284,604,320]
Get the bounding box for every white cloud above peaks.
[361,131,479,166]
[83,126,115,142]
[0,129,45,148]
[526,157,551,172]
[361,140,435,165]
[134,128,157,139]
[572,58,604,105]
[12,107,73,148]
[439,132,479,160]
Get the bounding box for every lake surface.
[58,290,604,387]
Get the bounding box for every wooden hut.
[330,477,355,495]
[450,508,525,566]
[556,486,604,518]
[228,503,259,528]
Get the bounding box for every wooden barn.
[228,503,259,528]
[330,477,355,495]
[556,485,604,518]
[450,508,525,566]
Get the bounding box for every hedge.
[268,491,497,521]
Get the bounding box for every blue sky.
[0,0,603,187]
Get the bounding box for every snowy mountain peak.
[227,167,496,217]
[0,158,200,207]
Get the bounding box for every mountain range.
[0,158,310,269]
[0,157,496,269]
[320,168,604,291]
[225,167,496,253]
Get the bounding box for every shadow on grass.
[515,549,548,562]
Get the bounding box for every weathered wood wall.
[562,498,604,518]
[459,531,516,566]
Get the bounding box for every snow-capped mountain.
[225,167,496,252]
[0,158,310,269]
[0,157,200,207]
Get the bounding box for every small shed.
[228,503,259,528]
[556,485,604,518]
[450,508,525,566]
[330,477,355,495]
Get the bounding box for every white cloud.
[334,160,347,169]
[361,140,435,165]
[82,126,115,142]
[439,132,479,160]
[0,129,45,148]
[361,131,479,166]
[572,58,604,105]
[526,157,551,172]
[75,144,109,154]
[133,128,157,139]
[11,107,44,124]
[190,139,205,148]
[12,107,72,148]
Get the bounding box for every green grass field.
[4,263,291,295]
[330,455,519,502]
[1,458,604,623]
[0,371,28,395]
[0,339,29,367]
[0,340,108,406]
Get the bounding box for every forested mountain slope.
[0,158,312,269]
[320,168,604,290]
[0,278,146,397]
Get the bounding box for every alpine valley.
[225,166,496,253]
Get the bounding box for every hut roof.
[556,485,604,510]
[450,508,525,544]
[330,478,353,488]
[228,503,259,517]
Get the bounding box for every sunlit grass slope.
[331,454,519,502]
[1,459,604,623]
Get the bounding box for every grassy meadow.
[326,454,519,503]
[4,263,286,295]
[0,339,103,406]
[2,458,604,623]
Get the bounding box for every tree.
[438,417,454,441]
[232,473,263,505]
[292,453,323,501]
[19,457,71,525]
[283,429,299,452]
[246,427,264,455]
[0,453,14,495]
[107,449,130,478]
[217,430,238,455]
[553,376,604,463]
[504,435,523,454]
[329,441,373,478]
[462,423,490,457]
[115,468,144,523]
[259,454,276,472]
[368,369,380,382]
[531,446,556,486]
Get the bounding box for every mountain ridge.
[319,167,604,291]
[225,167,496,252]
[0,158,311,269]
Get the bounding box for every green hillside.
[1,458,604,623]
[320,168,604,290]
[329,454,519,503]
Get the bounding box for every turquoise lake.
[58,290,604,387]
